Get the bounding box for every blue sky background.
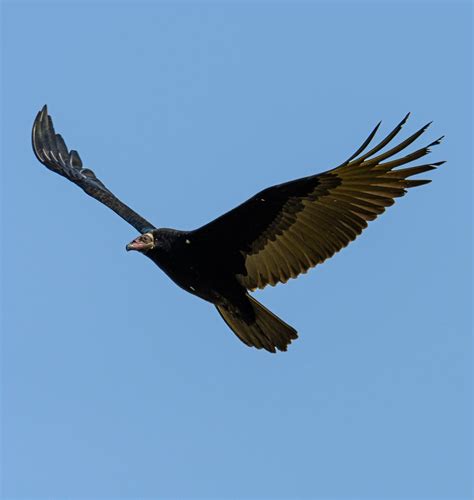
[1,1,472,498]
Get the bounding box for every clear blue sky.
[1,1,472,498]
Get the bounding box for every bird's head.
[126,231,156,253]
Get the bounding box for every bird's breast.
[148,238,230,304]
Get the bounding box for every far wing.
[32,105,155,234]
[195,114,444,290]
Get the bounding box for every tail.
[216,295,298,353]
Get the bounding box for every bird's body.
[32,106,444,352]
[147,227,240,304]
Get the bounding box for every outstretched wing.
[32,105,155,234]
[196,114,444,290]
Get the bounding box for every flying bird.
[32,106,444,353]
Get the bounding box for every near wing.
[32,105,155,234]
[196,114,444,291]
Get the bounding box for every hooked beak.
[126,234,154,252]
[126,241,139,252]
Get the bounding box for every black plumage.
[32,106,444,353]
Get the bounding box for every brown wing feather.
[237,118,444,291]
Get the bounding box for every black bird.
[32,106,444,353]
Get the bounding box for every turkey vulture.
[32,106,444,353]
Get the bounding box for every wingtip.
[428,135,444,148]
[409,179,432,187]
[393,112,410,130]
[422,120,433,132]
[34,105,47,124]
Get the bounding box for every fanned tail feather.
[216,295,298,353]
